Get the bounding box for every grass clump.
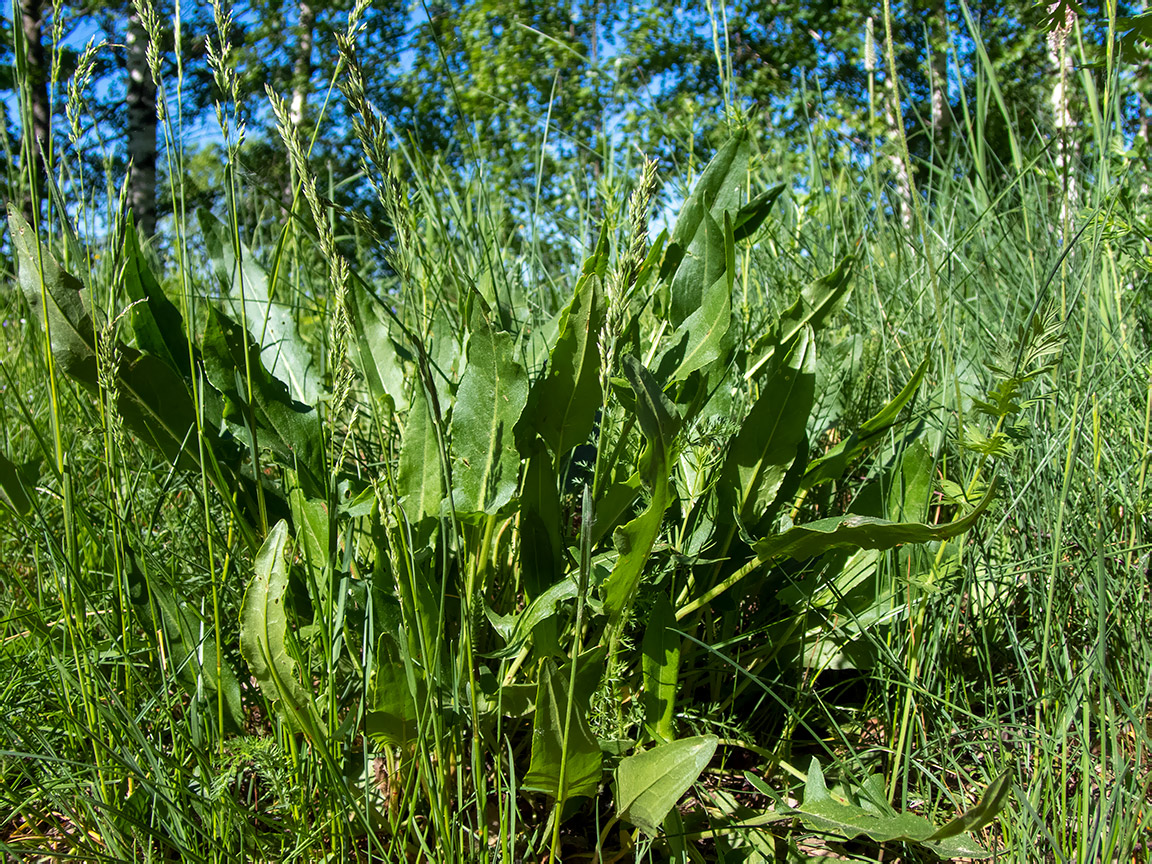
[2,3,1152,862]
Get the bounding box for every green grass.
[1,4,1151,862]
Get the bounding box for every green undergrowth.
[2,7,1152,864]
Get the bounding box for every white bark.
[1047,3,1079,237]
[126,11,157,235]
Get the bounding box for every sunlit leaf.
[616,735,718,835]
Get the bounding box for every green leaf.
[616,735,718,835]
[732,184,785,242]
[889,438,934,524]
[0,451,33,516]
[721,327,816,529]
[603,357,680,625]
[752,758,998,859]
[239,521,324,741]
[927,769,1013,841]
[8,206,95,378]
[200,209,320,405]
[398,383,444,524]
[523,649,605,799]
[519,440,564,598]
[484,576,577,659]
[745,255,854,381]
[663,134,749,328]
[803,356,929,489]
[450,313,529,514]
[532,228,608,460]
[348,283,409,412]
[754,478,998,562]
[121,215,193,378]
[366,635,419,746]
[663,212,734,383]
[289,490,330,601]
[7,207,204,472]
[641,594,680,743]
[150,584,245,734]
[201,308,326,496]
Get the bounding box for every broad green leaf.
[200,209,320,405]
[8,207,204,471]
[626,355,680,485]
[348,282,409,412]
[150,583,245,734]
[289,490,330,601]
[754,478,998,562]
[8,206,94,377]
[240,521,324,741]
[532,227,608,460]
[519,441,564,598]
[745,255,855,381]
[366,635,419,746]
[523,649,605,799]
[484,576,577,659]
[889,438,935,524]
[664,212,734,383]
[201,308,325,496]
[927,769,1013,841]
[0,451,33,516]
[121,215,192,377]
[641,594,680,743]
[398,383,444,523]
[663,134,749,327]
[590,473,643,546]
[732,183,785,242]
[744,758,998,858]
[603,357,680,625]
[616,735,718,835]
[803,356,929,489]
[721,327,815,528]
[450,313,529,514]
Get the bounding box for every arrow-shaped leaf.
[754,478,998,562]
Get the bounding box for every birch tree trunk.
[928,0,951,155]
[289,0,315,130]
[884,71,913,230]
[1047,2,1079,238]
[126,10,157,236]
[284,0,315,207]
[20,0,52,220]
